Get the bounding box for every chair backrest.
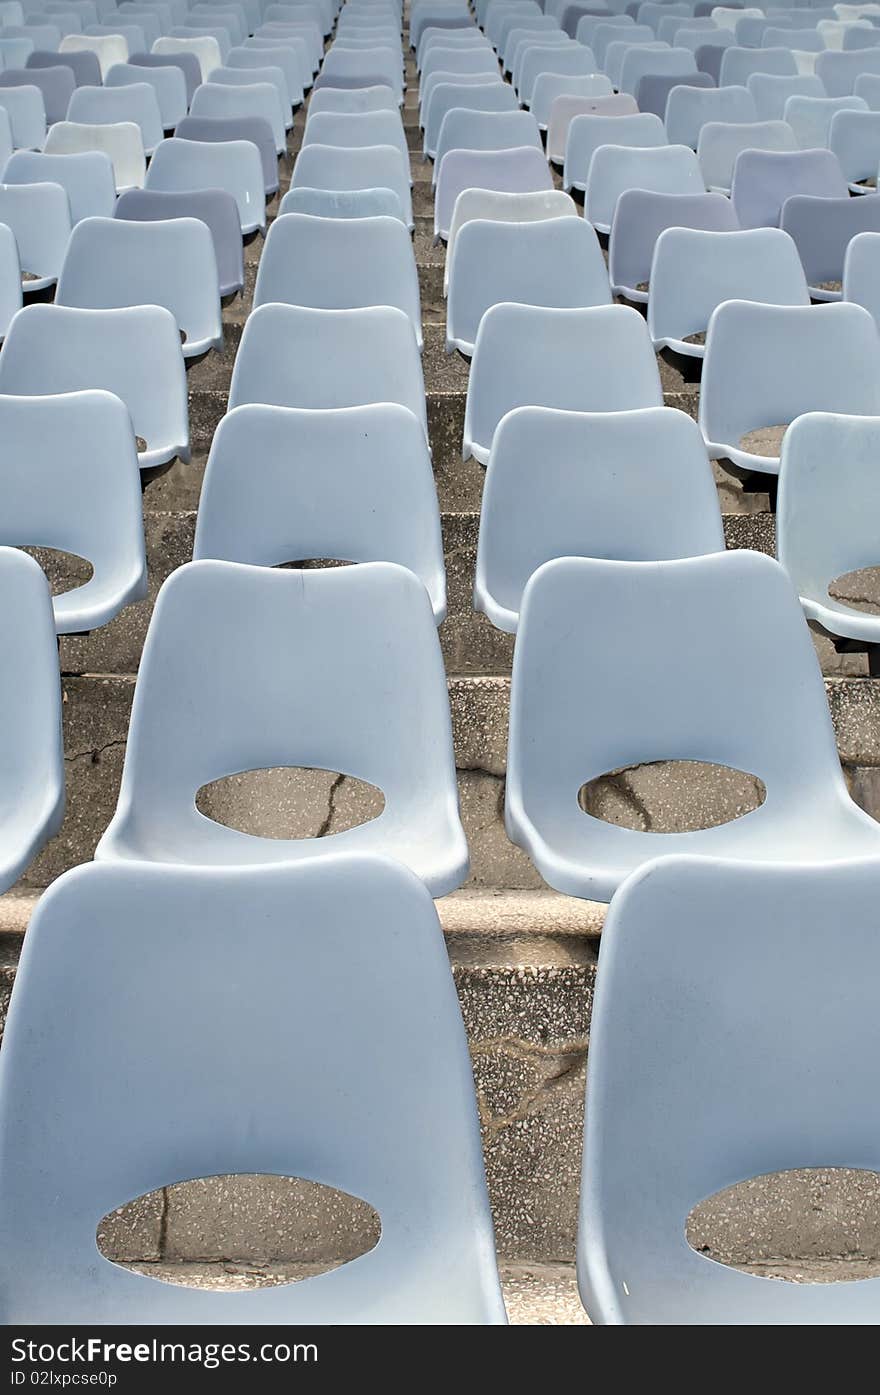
[0,63,72,124]
[579,853,880,1324]
[585,142,705,233]
[0,181,70,281]
[319,43,403,96]
[174,114,278,196]
[610,188,739,295]
[474,405,724,633]
[816,44,880,94]
[0,83,46,149]
[67,79,164,153]
[128,47,201,104]
[419,66,503,124]
[781,190,880,288]
[0,39,36,72]
[152,33,223,82]
[190,78,286,153]
[829,104,880,178]
[290,143,412,227]
[28,44,99,84]
[2,147,115,222]
[563,108,666,191]
[434,107,543,172]
[720,44,798,84]
[114,185,243,298]
[59,30,126,76]
[434,144,554,238]
[635,70,714,121]
[0,223,22,340]
[227,44,304,105]
[618,42,696,94]
[784,91,868,147]
[44,119,146,191]
[105,59,188,129]
[698,116,797,190]
[518,41,600,105]
[547,90,638,162]
[463,302,663,462]
[0,854,506,1323]
[278,184,404,220]
[747,70,826,120]
[665,81,757,145]
[146,135,265,232]
[731,145,848,226]
[6,22,62,50]
[193,402,445,619]
[423,78,518,153]
[445,186,577,291]
[304,107,409,161]
[530,70,613,127]
[308,81,398,114]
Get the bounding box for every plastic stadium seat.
[732,146,848,227]
[421,47,500,91]
[530,70,613,128]
[45,120,146,193]
[843,20,880,48]
[254,213,421,348]
[86,23,147,55]
[784,91,868,149]
[190,78,286,155]
[518,42,600,106]
[816,45,880,94]
[423,79,518,157]
[610,189,738,302]
[660,16,718,44]
[0,85,45,149]
[278,185,404,221]
[0,39,36,72]
[291,143,413,229]
[781,191,880,298]
[579,854,880,1323]
[563,110,666,193]
[95,562,468,894]
[0,391,146,633]
[117,5,166,44]
[227,46,304,108]
[115,187,242,298]
[31,50,100,94]
[253,28,322,79]
[3,148,114,225]
[820,16,874,45]
[509,550,880,904]
[698,117,797,192]
[0,109,11,175]
[0,226,22,341]
[764,26,825,55]
[101,7,158,47]
[193,402,445,620]
[589,17,639,65]
[701,299,880,474]
[585,142,704,235]
[603,36,666,88]
[444,187,578,293]
[618,42,696,94]
[105,60,187,130]
[648,224,809,357]
[447,216,611,356]
[174,114,278,197]
[829,105,880,186]
[434,108,543,178]
[499,14,560,65]
[208,59,292,124]
[419,68,503,128]
[434,144,554,240]
[308,81,398,114]
[229,303,426,435]
[635,70,714,121]
[147,135,265,233]
[67,80,164,155]
[511,36,575,96]
[0,853,508,1321]
[0,547,63,891]
[5,23,61,52]
[694,39,733,83]
[720,45,798,84]
[665,81,756,146]
[475,405,723,634]
[548,90,637,163]
[239,38,313,96]
[0,303,189,472]
[844,226,880,327]
[56,214,222,358]
[0,182,70,291]
[189,7,243,46]
[168,25,232,63]
[747,71,826,121]
[305,107,409,164]
[853,68,880,108]
[59,31,125,76]
[414,6,473,48]
[464,302,663,463]
[639,1,690,32]
[0,0,24,22]
[128,48,201,106]
[152,33,222,83]
[319,46,403,100]
[676,24,734,55]
[0,64,71,125]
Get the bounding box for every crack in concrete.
[476,1045,587,1133]
[64,739,128,766]
[315,772,346,839]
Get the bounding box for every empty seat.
[254,27,322,78]
[0,303,189,472]
[610,188,738,301]
[128,48,201,106]
[44,120,146,192]
[115,186,243,298]
[820,15,874,46]
[512,36,576,96]
[28,48,99,91]
[844,225,880,327]
[0,546,63,892]
[209,59,292,124]
[0,63,72,126]
[308,81,398,114]
[563,110,666,194]
[579,854,880,1322]
[447,216,610,356]
[548,90,638,164]
[3,148,115,224]
[444,187,578,293]
[731,146,848,227]
[291,143,413,229]
[421,45,500,87]
[531,71,613,129]
[0,391,146,633]
[67,80,164,155]
[589,17,641,65]
[304,107,409,164]
[435,144,554,240]
[829,105,880,186]
[59,30,126,76]
[194,402,445,620]
[190,79,286,155]
[227,45,305,108]
[86,22,147,54]
[175,113,278,197]
[229,303,426,434]
[698,117,797,192]
[665,82,757,146]
[747,70,826,121]
[420,67,503,128]
[434,108,542,181]
[0,39,36,72]
[618,43,696,95]
[278,184,404,220]
[0,85,45,149]
[720,45,798,84]
[671,23,731,53]
[423,79,519,158]
[585,142,704,235]
[648,225,810,357]
[189,6,244,46]
[475,405,723,634]
[695,39,735,83]
[95,562,468,894]
[700,299,880,474]
[464,302,663,463]
[635,70,714,122]
[0,181,71,291]
[508,550,880,903]
[784,91,868,148]
[0,225,22,341]
[146,135,265,234]
[518,42,600,106]
[5,23,62,51]
[782,191,880,298]
[152,33,222,83]
[168,25,232,63]
[254,213,421,348]
[318,45,404,101]
[816,45,880,94]
[105,59,187,130]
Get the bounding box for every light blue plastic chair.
[0,225,22,341]
[128,48,201,105]
[829,106,880,187]
[86,22,148,55]
[563,109,666,193]
[423,78,518,157]
[518,42,600,106]
[781,191,880,298]
[43,120,147,192]
[105,59,187,130]
[114,187,243,299]
[1,38,37,72]
[665,82,756,146]
[507,551,880,902]
[747,70,826,120]
[229,42,306,106]
[447,216,611,356]
[464,302,663,464]
[610,188,738,301]
[648,225,809,357]
[590,17,639,66]
[28,43,99,83]
[618,42,696,94]
[433,107,543,181]
[530,70,613,128]
[308,81,398,114]
[474,405,723,634]
[278,184,404,220]
[844,226,880,328]
[853,68,880,108]
[0,303,189,472]
[193,402,446,621]
[319,45,403,100]
[146,135,265,233]
[720,44,798,84]
[0,391,147,633]
[190,77,286,154]
[817,45,880,94]
[731,146,848,227]
[291,143,413,228]
[0,181,70,291]
[95,562,468,896]
[254,213,421,348]
[174,113,278,197]
[304,107,409,164]
[67,79,164,154]
[229,303,427,434]
[0,854,505,1322]
[697,117,797,192]
[0,546,63,892]
[783,91,868,148]
[585,142,704,235]
[419,66,503,127]
[6,22,62,52]
[0,84,45,148]
[700,299,880,474]
[0,63,71,125]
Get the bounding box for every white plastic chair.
[229,303,427,436]
[731,146,848,227]
[0,225,22,341]
[423,79,518,158]
[44,120,146,192]
[610,189,738,302]
[95,562,468,896]
[447,215,611,355]
[508,550,880,903]
[579,854,880,1322]
[304,107,409,165]
[781,191,880,298]
[585,142,704,236]
[193,402,446,621]
[563,109,666,193]
[648,225,810,358]
[464,302,663,464]
[784,91,868,148]
[67,80,164,155]
[0,546,63,892]
[60,30,126,76]
[0,391,147,633]
[254,213,422,348]
[700,299,880,474]
[146,135,265,234]
[105,59,187,130]
[531,71,612,130]
[697,118,797,192]
[291,143,413,228]
[475,405,723,633]
[152,33,222,82]
[0,84,45,149]
[444,187,577,294]
[0,180,70,290]
[665,82,757,147]
[0,302,189,472]
[434,144,554,240]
